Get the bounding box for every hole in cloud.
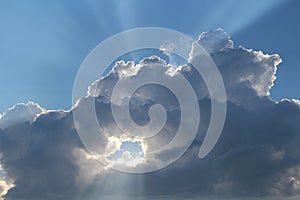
[104,137,147,168]
[108,140,144,160]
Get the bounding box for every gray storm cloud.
[0,29,300,200]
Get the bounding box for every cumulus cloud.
[190,29,282,99]
[0,102,45,129]
[0,29,299,200]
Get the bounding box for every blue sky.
[0,0,299,112]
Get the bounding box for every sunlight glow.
[105,136,147,168]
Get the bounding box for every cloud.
[0,29,299,200]
[196,28,234,54]
[0,179,14,200]
[190,29,282,99]
[0,102,45,129]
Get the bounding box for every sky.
[1,1,300,200]
[0,0,300,112]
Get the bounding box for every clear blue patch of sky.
[107,141,144,160]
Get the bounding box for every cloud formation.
[0,102,45,129]
[0,29,300,200]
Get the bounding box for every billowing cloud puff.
[0,102,45,129]
[190,29,282,99]
[0,29,299,200]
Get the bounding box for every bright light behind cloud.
[105,137,146,168]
